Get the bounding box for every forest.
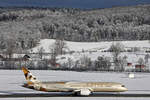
[0,5,150,52]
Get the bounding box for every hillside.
[32,39,150,53]
[0,5,150,53]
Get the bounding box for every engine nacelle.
[33,84,41,90]
[75,89,91,96]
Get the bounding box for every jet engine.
[75,89,91,96]
[33,84,41,90]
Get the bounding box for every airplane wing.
[63,82,92,95]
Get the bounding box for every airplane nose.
[120,85,128,91]
[122,87,128,91]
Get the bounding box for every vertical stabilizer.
[22,67,40,84]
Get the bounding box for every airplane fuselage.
[24,81,127,93]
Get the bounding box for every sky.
[0,0,150,9]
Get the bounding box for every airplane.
[22,67,128,96]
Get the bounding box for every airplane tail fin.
[22,67,40,84]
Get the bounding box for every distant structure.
[135,65,145,72]
[128,73,135,78]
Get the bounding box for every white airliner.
[22,67,128,96]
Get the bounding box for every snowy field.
[1,70,150,100]
[29,39,150,68]
[31,39,150,53]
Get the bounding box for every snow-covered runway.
[0,70,150,99]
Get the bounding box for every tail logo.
[22,67,38,84]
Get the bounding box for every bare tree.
[37,47,45,59]
[52,39,67,55]
[137,57,145,72]
[5,38,16,59]
[109,42,124,71]
[67,57,74,69]
[0,34,6,51]
[95,56,111,71]
[49,46,57,67]
[48,39,67,67]
[138,58,145,65]
[118,56,127,72]
[144,54,150,64]
[79,55,92,70]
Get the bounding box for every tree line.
[0,40,149,72]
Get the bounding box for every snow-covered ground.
[31,39,150,53]
[0,70,150,100]
[28,39,150,70]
